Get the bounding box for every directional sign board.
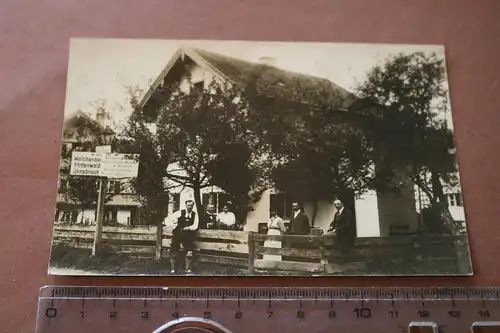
[100,153,139,178]
[70,152,103,176]
[70,152,139,178]
[95,145,112,154]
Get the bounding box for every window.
[202,192,231,213]
[172,193,181,212]
[71,211,79,223]
[107,181,121,194]
[130,207,139,225]
[449,194,456,206]
[59,210,79,223]
[270,193,294,220]
[202,193,218,210]
[448,192,463,207]
[104,208,118,224]
[193,81,204,93]
[114,181,121,194]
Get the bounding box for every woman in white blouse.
[216,205,236,230]
[263,211,286,261]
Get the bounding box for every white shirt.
[164,209,199,231]
[337,207,344,216]
[217,212,236,226]
[268,216,285,232]
[293,210,300,219]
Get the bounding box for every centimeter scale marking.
[37,286,500,333]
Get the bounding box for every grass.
[49,243,467,276]
[49,243,248,276]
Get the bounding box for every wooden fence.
[248,232,470,274]
[162,228,250,268]
[52,224,157,256]
[52,224,470,275]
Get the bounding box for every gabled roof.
[63,110,104,132]
[138,47,354,109]
[62,110,104,143]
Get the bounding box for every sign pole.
[70,147,138,256]
[92,176,108,256]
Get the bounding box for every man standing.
[216,204,237,230]
[164,199,199,274]
[327,199,356,251]
[288,202,311,252]
[203,204,217,229]
[289,202,311,236]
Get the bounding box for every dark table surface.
[1,0,500,332]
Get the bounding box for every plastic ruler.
[36,286,500,333]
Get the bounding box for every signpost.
[100,153,139,179]
[95,145,112,154]
[70,150,139,256]
[70,152,138,178]
[69,152,102,176]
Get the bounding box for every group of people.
[164,198,357,274]
[163,199,239,274]
[263,200,357,260]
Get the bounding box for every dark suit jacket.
[289,211,311,235]
[202,211,217,229]
[329,208,355,238]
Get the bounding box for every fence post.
[91,176,108,256]
[156,223,163,261]
[248,231,255,274]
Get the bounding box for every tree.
[206,141,269,224]
[125,80,267,224]
[354,52,460,234]
[59,113,114,223]
[118,88,172,228]
[242,67,373,225]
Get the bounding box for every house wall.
[55,207,133,225]
[166,185,225,215]
[377,181,419,236]
[81,209,95,223]
[354,191,381,237]
[244,191,382,237]
[299,204,319,230]
[178,62,222,93]
[303,201,334,231]
[164,176,414,238]
[117,210,131,225]
[55,208,94,224]
[414,182,466,223]
[245,189,271,230]
[443,185,466,222]
[448,206,465,221]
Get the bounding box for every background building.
[55,109,142,226]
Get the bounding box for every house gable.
[138,47,356,121]
[62,110,103,143]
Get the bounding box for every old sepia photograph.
[48,38,472,276]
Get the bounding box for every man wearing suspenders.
[164,199,199,274]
